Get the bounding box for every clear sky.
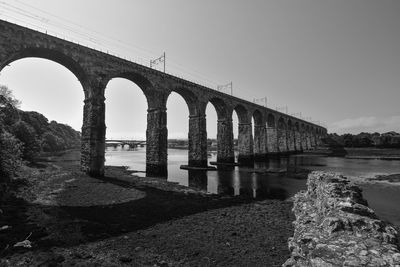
[0,0,399,138]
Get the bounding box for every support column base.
[188,159,208,168]
[254,154,267,162]
[180,165,217,171]
[238,155,254,166]
[216,157,235,164]
[146,164,167,177]
[84,169,105,177]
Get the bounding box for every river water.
[105,147,400,226]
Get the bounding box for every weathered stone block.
[284,172,400,267]
[238,123,254,165]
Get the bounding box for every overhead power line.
[0,1,224,90]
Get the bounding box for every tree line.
[0,85,80,181]
[328,132,400,148]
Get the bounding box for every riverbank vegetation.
[0,85,80,182]
[328,132,400,148]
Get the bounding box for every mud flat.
[0,150,294,266]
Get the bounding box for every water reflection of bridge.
[106,140,146,148]
[182,158,308,200]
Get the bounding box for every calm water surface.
[105,147,400,225]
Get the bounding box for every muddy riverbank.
[0,150,294,266]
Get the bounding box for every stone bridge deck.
[0,19,327,177]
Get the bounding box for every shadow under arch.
[0,47,90,92]
[252,109,264,126]
[278,117,287,130]
[294,121,300,131]
[233,104,250,123]
[267,113,276,128]
[287,119,293,130]
[208,97,230,120]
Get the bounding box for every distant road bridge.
[106,140,146,148]
[0,19,327,177]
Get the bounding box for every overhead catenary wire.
[0,1,322,126]
[0,1,221,89]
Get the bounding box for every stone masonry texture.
[238,123,254,165]
[284,171,400,267]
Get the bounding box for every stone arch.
[278,117,287,129]
[0,49,101,174]
[252,109,264,126]
[107,72,153,92]
[234,104,250,123]
[295,121,300,131]
[0,47,90,92]
[169,86,200,116]
[208,97,230,119]
[103,72,155,107]
[267,113,276,128]
[287,119,293,130]
[103,74,169,176]
[103,77,150,146]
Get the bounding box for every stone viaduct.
[0,20,327,177]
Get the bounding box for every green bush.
[11,121,40,160]
[0,131,23,181]
[41,131,65,152]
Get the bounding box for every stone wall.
[284,171,400,267]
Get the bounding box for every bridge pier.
[287,129,296,153]
[254,124,267,160]
[277,128,288,154]
[294,131,302,152]
[217,118,234,163]
[312,134,317,148]
[146,92,168,177]
[317,134,323,146]
[81,94,106,177]
[307,133,312,150]
[301,131,307,151]
[237,122,254,165]
[266,127,279,154]
[188,114,208,167]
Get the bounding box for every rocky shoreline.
[284,171,400,266]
